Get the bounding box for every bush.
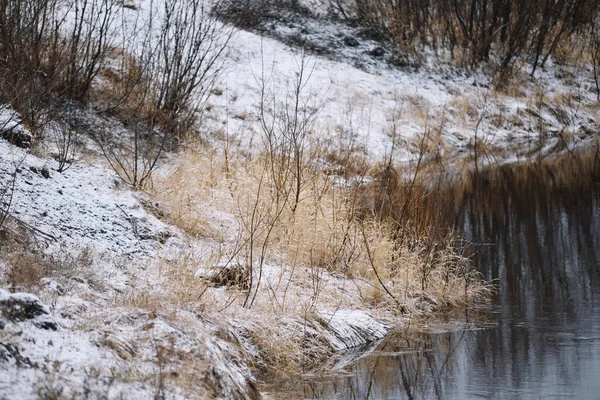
[329,0,599,76]
[97,0,234,189]
[0,0,116,132]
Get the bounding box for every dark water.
[280,181,600,399]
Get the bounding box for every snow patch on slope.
[319,309,389,351]
[0,139,170,258]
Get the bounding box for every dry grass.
[151,148,236,240]
[0,229,94,292]
[154,145,488,302]
[116,258,207,318]
[143,140,494,377]
[447,96,479,128]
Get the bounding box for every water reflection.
[278,180,600,399]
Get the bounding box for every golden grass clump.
[151,142,492,318]
[152,148,237,240]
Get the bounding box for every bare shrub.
[52,104,81,173]
[61,0,116,102]
[0,172,17,233]
[97,0,233,189]
[0,0,117,132]
[222,50,327,308]
[257,49,321,213]
[330,0,599,76]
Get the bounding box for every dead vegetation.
[1,239,95,294]
[329,0,600,80]
[148,126,493,377]
[133,56,498,378]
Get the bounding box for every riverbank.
[2,109,597,398]
[0,113,493,398]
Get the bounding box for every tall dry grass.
[151,142,491,306]
[143,137,497,377]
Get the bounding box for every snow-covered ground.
[202,2,599,166]
[0,130,257,398]
[105,0,599,167]
[0,113,394,399]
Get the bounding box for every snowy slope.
[109,0,598,167]
[0,140,169,258]
[0,113,393,399]
[200,2,600,165]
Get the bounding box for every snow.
[0,289,43,304]
[0,115,393,398]
[104,0,599,168]
[0,137,170,259]
[0,286,261,399]
[0,116,264,398]
[200,4,599,166]
[319,309,389,351]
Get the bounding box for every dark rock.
[0,342,33,367]
[0,291,49,322]
[577,124,595,138]
[393,56,409,68]
[34,315,58,331]
[343,36,359,47]
[0,108,32,148]
[370,47,385,58]
[122,1,137,10]
[388,49,421,68]
[0,127,32,149]
[30,166,50,179]
[199,262,249,290]
[40,278,64,295]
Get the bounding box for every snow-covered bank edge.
[0,277,394,399]
[0,125,401,399]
